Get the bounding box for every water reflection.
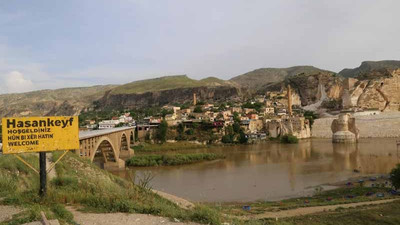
[113,138,399,202]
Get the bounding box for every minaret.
[193,93,197,106]
[287,84,293,116]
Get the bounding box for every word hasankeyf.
[2,116,79,154]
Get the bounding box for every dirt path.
[242,198,399,220]
[153,190,195,210]
[0,205,22,222]
[46,153,57,180]
[67,207,200,225]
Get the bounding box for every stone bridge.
[78,127,135,170]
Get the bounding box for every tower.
[193,93,197,106]
[287,84,293,116]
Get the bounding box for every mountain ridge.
[1,60,400,116]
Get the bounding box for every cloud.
[3,71,35,93]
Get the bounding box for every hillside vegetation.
[110,75,235,94]
[0,85,116,117]
[230,66,333,92]
[338,60,400,78]
[0,152,224,224]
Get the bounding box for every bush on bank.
[126,153,225,167]
[280,134,299,144]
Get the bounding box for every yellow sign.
[1,116,79,154]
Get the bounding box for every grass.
[212,186,396,217]
[0,152,225,225]
[1,152,399,225]
[261,200,400,225]
[126,153,225,167]
[111,75,229,94]
[132,141,209,153]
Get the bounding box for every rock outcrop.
[267,117,311,139]
[98,86,241,110]
[287,72,343,107]
[331,113,359,143]
[342,69,400,111]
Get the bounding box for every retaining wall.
[312,112,400,138]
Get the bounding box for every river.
[113,138,399,202]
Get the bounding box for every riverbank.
[133,142,210,153]
[0,152,222,225]
[126,153,225,167]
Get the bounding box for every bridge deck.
[79,127,134,140]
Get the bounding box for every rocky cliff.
[287,72,343,107]
[339,60,400,78]
[98,86,241,110]
[342,69,400,111]
[2,60,400,117]
[230,66,333,93]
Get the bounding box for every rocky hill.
[110,75,237,94]
[230,66,333,92]
[99,75,241,109]
[0,85,116,117]
[338,60,400,78]
[2,60,400,117]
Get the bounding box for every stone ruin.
[331,113,359,143]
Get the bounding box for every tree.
[156,120,168,143]
[390,164,400,189]
[233,112,240,123]
[161,109,173,117]
[233,122,241,134]
[280,134,299,144]
[194,106,203,113]
[177,123,184,135]
[238,130,248,144]
[222,125,235,143]
[304,110,318,128]
[221,135,233,143]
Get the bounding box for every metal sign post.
[39,152,47,197]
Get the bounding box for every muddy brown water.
[113,138,400,202]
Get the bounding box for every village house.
[261,107,275,116]
[99,120,120,129]
[230,107,242,114]
[249,119,264,133]
[243,108,256,114]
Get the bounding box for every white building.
[99,120,120,129]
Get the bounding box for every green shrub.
[126,153,225,167]
[221,135,234,143]
[52,176,78,188]
[190,205,221,225]
[280,134,298,144]
[51,204,74,223]
[390,164,400,189]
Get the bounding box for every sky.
[0,0,400,94]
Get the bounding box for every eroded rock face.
[331,113,359,143]
[266,117,311,139]
[288,72,343,106]
[98,86,241,110]
[342,69,400,111]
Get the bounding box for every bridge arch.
[130,131,134,144]
[120,133,129,152]
[91,136,118,164]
